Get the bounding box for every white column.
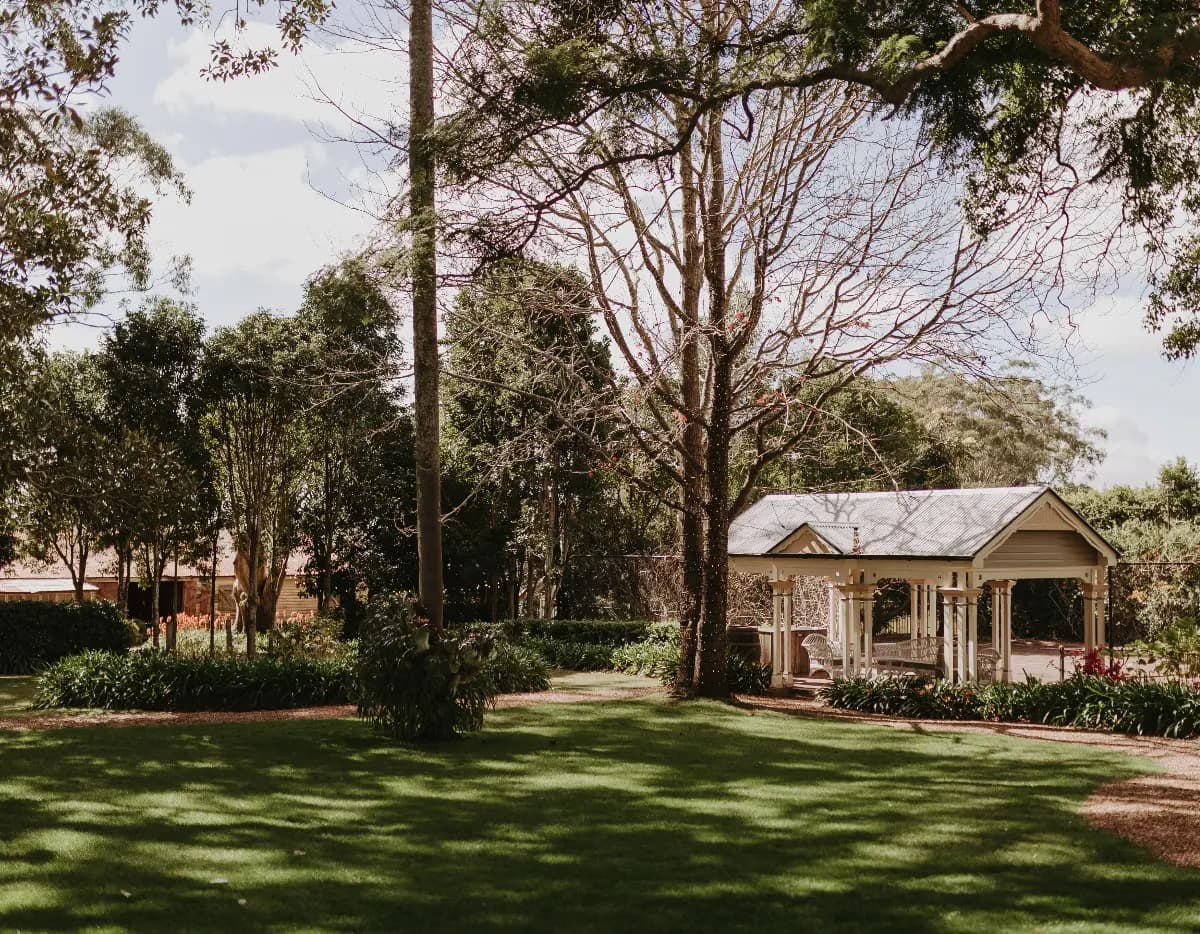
[939,588,953,676]
[1081,579,1097,652]
[770,580,785,687]
[863,588,875,674]
[840,591,852,676]
[827,582,838,641]
[928,585,937,638]
[782,584,794,680]
[991,584,1001,652]
[908,582,918,638]
[965,586,981,681]
[997,581,1014,683]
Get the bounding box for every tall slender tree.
[409,0,444,633]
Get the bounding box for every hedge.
[0,600,138,674]
[34,638,552,713]
[510,619,655,647]
[35,650,356,711]
[822,674,1200,738]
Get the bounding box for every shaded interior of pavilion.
[726,485,1119,689]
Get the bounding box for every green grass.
[0,675,36,716]
[0,697,1196,932]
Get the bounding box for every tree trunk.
[151,546,162,652]
[695,104,730,699]
[245,534,259,657]
[675,109,705,692]
[410,0,444,634]
[166,548,178,652]
[541,471,558,619]
[208,529,218,655]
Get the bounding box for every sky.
[49,15,1200,491]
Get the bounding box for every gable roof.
[728,486,1111,560]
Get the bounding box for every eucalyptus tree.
[204,312,312,656]
[294,259,405,615]
[445,258,614,619]
[99,298,212,647]
[17,352,112,601]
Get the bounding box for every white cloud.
[148,144,373,289]
[153,24,404,130]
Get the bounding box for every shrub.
[822,673,1200,738]
[269,613,345,659]
[480,641,551,695]
[357,594,495,741]
[512,619,653,646]
[522,636,615,671]
[0,600,136,674]
[34,650,354,711]
[612,624,771,695]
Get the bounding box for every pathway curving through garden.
[737,692,1200,871]
[0,684,662,733]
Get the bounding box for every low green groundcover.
[823,674,1200,738]
[0,697,1197,931]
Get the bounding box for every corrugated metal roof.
[728,486,1047,558]
[0,578,98,594]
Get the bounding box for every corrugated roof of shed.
[728,486,1046,558]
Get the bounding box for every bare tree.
[455,54,1097,694]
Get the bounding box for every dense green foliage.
[478,641,551,695]
[612,625,771,695]
[1070,458,1200,641]
[824,674,1200,739]
[34,649,354,711]
[0,600,136,674]
[515,619,654,646]
[356,595,495,741]
[2,698,1194,931]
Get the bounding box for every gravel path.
[736,692,1200,870]
[0,685,663,733]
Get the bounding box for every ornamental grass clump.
[356,594,496,741]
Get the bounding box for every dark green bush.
[0,600,136,674]
[822,674,1200,738]
[357,594,495,741]
[612,624,771,695]
[34,650,354,711]
[512,619,654,646]
[480,641,551,694]
[522,636,615,671]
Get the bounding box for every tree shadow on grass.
[0,698,1196,933]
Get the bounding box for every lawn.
[0,675,36,716]
[0,695,1197,932]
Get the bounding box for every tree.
[18,352,112,600]
[445,259,614,620]
[294,259,406,616]
[481,68,1071,694]
[890,365,1104,487]
[442,1,1200,358]
[204,313,311,656]
[409,0,444,633]
[98,298,211,648]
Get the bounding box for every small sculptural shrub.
[357,594,496,741]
